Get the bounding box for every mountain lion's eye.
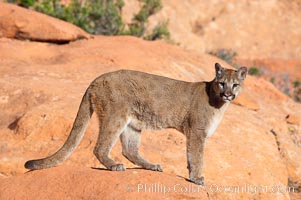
[219,82,225,87]
[233,83,239,88]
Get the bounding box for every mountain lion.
[25,63,247,185]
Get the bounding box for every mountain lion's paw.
[190,176,205,185]
[111,164,126,171]
[148,164,163,172]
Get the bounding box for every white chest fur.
[206,103,229,138]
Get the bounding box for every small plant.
[144,21,170,40]
[293,88,301,102]
[7,0,34,7]
[248,67,260,76]
[292,80,301,103]
[121,0,170,40]
[293,80,301,88]
[208,49,237,65]
[125,0,162,37]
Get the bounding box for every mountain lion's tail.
[24,90,93,170]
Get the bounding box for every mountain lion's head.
[213,63,247,102]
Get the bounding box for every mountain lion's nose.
[224,92,231,97]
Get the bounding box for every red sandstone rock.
[0,35,300,199]
[0,2,90,43]
[0,166,209,199]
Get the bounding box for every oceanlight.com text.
[126,183,296,195]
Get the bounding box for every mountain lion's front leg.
[186,129,206,185]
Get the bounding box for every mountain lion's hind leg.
[93,116,129,171]
[120,126,163,172]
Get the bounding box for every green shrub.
[33,0,125,35]
[7,0,170,40]
[248,67,260,76]
[7,0,34,7]
[144,21,170,40]
[293,86,301,103]
[208,49,237,65]
[292,80,301,103]
[129,0,162,36]
[293,80,301,88]
[120,0,169,40]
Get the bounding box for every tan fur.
[25,63,247,185]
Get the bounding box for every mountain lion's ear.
[237,67,248,80]
[215,63,224,79]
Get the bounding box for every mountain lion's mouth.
[222,94,235,101]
